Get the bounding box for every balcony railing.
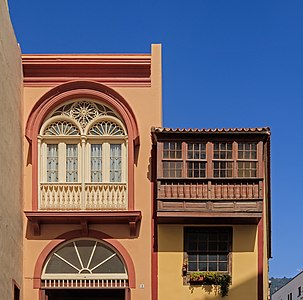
[158,180,262,199]
[156,178,264,220]
[40,183,127,210]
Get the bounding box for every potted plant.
[188,271,231,297]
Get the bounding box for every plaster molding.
[22,55,151,87]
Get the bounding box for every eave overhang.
[25,211,142,237]
[157,211,262,225]
[151,126,271,143]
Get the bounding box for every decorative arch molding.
[33,230,136,289]
[25,81,139,210]
[26,80,139,143]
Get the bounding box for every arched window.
[39,100,128,210]
[42,239,128,288]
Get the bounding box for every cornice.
[22,54,151,87]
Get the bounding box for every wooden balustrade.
[158,180,262,200]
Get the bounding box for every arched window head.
[43,121,80,136]
[88,121,125,136]
[39,99,128,211]
[49,100,118,129]
[41,239,129,288]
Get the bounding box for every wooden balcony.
[156,178,264,224]
[151,127,271,224]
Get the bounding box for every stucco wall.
[22,45,162,300]
[158,224,258,300]
[0,0,23,299]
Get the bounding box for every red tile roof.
[151,127,270,134]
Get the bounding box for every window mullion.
[182,142,187,178]
[104,142,110,182]
[85,142,90,183]
[233,141,238,178]
[81,137,86,209]
[257,141,263,178]
[207,142,212,178]
[58,142,66,182]
[122,141,127,182]
[40,141,45,183]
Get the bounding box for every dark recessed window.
[184,227,232,273]
[14,284,20,300]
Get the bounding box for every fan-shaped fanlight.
[88,121,125,136]
[43,240,127,280]
[43,121,80,136]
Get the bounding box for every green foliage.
[270,277,291,295]
[189,272,232,297]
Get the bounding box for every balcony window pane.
[110,144,122,182]
[66,144,78,182]
[162,161,182,178]
[214,143,232,159]
[47,144,58,182]
[238,142,257,159]
[187,162,206,178]
[238,161,257,178]
[91,144,102,182]
[163,142,182,159]
[214,161,233,178]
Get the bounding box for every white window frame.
[86,138,127,184]
[40,138,81,184]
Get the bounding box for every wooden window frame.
[158,140,263,179]
[161,141,183,178]
[237,142,258,178]
[184,227,232,274]
[212,142,234,178]
[186,142,207,178]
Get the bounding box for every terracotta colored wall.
[0,0,23,298]
[22,45,162,300]
[158,225,258,300]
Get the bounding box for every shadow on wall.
[185,274,260,300]
[157,225,262,300]
[157,225,257,253]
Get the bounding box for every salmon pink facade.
[22,45,162,300]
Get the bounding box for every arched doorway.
[41,239,129,300]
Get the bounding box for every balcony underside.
[156,198,262,224]
[157,211,262,224]
[25,211,141,237]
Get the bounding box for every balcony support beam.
[25,211,142,237]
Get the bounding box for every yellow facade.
[158,225,259,300]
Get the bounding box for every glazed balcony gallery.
[152,127,270,223]
[38,100,128,211]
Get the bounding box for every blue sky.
[8,0,303,278]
